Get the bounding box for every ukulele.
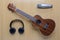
[8,3,55,36]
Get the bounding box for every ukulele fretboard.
[16,9,37,22]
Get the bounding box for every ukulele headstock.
[8,3,16,12]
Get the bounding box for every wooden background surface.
[0,0,60,40]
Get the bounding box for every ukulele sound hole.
[36,20,41,24]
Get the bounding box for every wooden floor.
[0,0,60,40]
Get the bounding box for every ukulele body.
[32,15,55,36]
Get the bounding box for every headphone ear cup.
[9,28,16,34]
[18,27,24,34]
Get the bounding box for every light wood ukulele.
[8,3,55,36]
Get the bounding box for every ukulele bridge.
[43,24,49,30]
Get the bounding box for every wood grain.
[32,15,55,36]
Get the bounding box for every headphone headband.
[10,19,24,28]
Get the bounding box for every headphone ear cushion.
[9,28,16,34]
[18,27,24,34]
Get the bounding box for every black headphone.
[9,19,24,34]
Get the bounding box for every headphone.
[9,19,24,34]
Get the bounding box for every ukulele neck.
[16,8,36,22]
